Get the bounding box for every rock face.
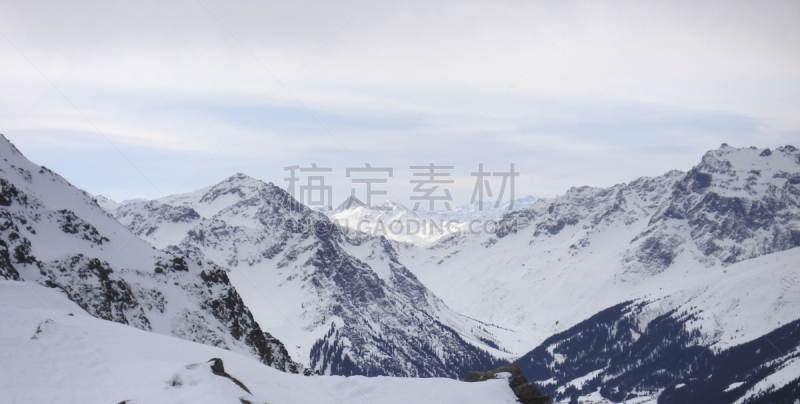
[108,173,504,378]
[465,363,550,404]
[636,145,800,269]
[385,144,800,352]
[208,358,252,395]
[0,135,302,374]
[495,145,800,274]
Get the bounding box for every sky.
[1,0,798,207]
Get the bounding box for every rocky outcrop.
[638,145,800,268]
[494,144,800,276]
[465,363,550,404]
[0,134,302,375]
[208,358,252,395]
[115,172,504,378]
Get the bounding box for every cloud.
[1,0,798,201]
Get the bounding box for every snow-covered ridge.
[102,143,800,367]
[77,140,800,400]
[638,144,800,268]
[326,195,535,245]
[0,280,520,404]
[0,135,302,373]
[516,246,800,403]
[106,172,508,377]
[393,143,800,354]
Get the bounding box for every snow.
[724,381,745,392]
[733,355,800,403]
[566,368,605,390]
[94,194,121,212]
[61,138,800,393]
[494,371,512,379]
[387,145,800,354]
[0,280,518,404]
[103,170,511,373]
[572,390,612,403]
[99,143,800,369]
[0,136,302,372]
[327,196,535,246]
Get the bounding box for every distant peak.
[215,172,266,188]
[335,195,365,211]
[229,172,255,181]
[381,199,408,210]
[121,198,148,205]
[0,134,23,156]
[95,194,116,202]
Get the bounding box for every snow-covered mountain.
[109,174,506,378]
[91,140,799,401]
[93,194,121,212]
[0,280,521,404]
[393,144,800,353]
[0,135,302,373]
[516,246,800,403]
[388,144,800,402]
[327,195,535,245]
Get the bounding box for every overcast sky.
[1,0,798,206]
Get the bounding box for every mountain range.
[2,133,799,403]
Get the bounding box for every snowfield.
[393,145,800,353]
[0,281,518,404]
[0,135,302,373]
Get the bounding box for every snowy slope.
[0,135,301,373]
[327,195,535,246]
[392,144,800,354]
[515,246,800,403]
[105,143,800,373]
[94,194,121,212]
[0,280,519,404]
[115,200,202,249]
[393,169,686,353]
[109,173,507,378]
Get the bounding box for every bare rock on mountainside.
[0,134,304,374]
[208,358,252,395]
[111,171,506,378]
[465,363,550,404]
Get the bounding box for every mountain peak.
[208,172,284,197]
[334,194,366,211]
[0,134,26,161]
[94,194,121,213]
[223,172,259,184]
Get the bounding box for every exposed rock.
[465,363,550,404]
[208,358,252,395]
[0,134,303,375]
[116,172,503,378]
